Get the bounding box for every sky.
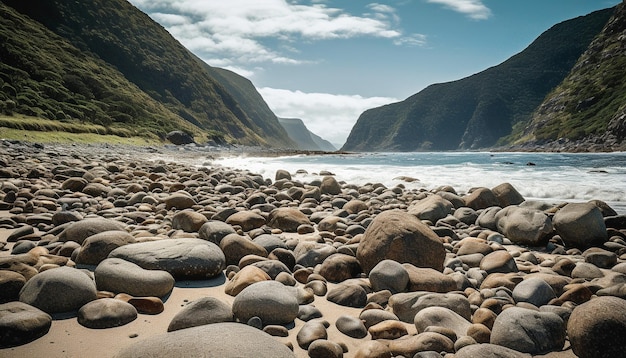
[128,0,620,147]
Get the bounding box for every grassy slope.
[342,8,613,152]
[516,2,626,143]
[1,0,293,147]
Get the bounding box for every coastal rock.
[167,297,233,332]
[553,202,607,248]
[163,192,196,210]
[492,182,525,207]
[388,332,454,357]
[226,210,266,232]
[94,258,175,298]
[220,234,267,266]
[267,207,311,232]
[114,322,295,358]
[360,309,400,329]
[357,210,445,274]
[75,230,136,265]
[198,220,237,245]
[58,218,126,245]
[414,306,471,338]
[165,131,194,145]
[0,301,52,348]
[297,320,328,349]
[512,277,556,307]
[232,281,299,325]
[318,253,362,283]
[344,199,368,214]
[77,298,137,329]
[320,176,342,195]
[369,259,409,294]
[567,296,626,358]
[464,187,500,210]
[408,195,454,223]
[308,339,344,358]
[171,210,208,232]
[403,264,458,293]
[368,320,408,340]
[0,270,26,303]
[335,315,368,338]
[455,343,531,358]
[480,250,518,274]
[224,265,270,296]
[490,307,565,354]
[327,283,368,308]
[495,206,553,246]
[298,305,323,321]
[19,266,97,314]
[108,238,225,279]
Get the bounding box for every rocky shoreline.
[1,140,625,358]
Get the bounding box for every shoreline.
[1,140,625,357]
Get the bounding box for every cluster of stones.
[1,140,626,357]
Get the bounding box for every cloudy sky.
[129,0,619,147]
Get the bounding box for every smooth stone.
[492,182,525,207]
[320,176,341,195]
[226,211,266,232]
[77,298,137,329]
[359,309,399,329]
[297,305,323,321]
[413,307,471,338]
[224,265,270,296]
[368,320,408,340]
[171,210,208,232]
[108,238,225,279]
[0,270,26,303]
[512,277,556,307]
[494,206,552,246]
[403,264,458,293]
[304,280,328,296]
[167,297,233,332]
[410,292,471,321]
[318,253,362,283]
[567,296,626,358]
[198,220,237,245]
[369,259,409,294]
[95,258,174,297]
[490,307,565,354]
[267,207,312,232]
[408,195,454,223]
[327,283,367,308]
[75,230,136,265]
[126,296,164,315]
[114,322,295,358]
[58,218,126,245]
[553,203,607,248]
[455,343,531,358]
[19,266,97,314]
[463,188,500,210]
[584,248,617,269]
[251,259,292,279]
[220,233,267,266]
[263,324,289,337]
[232,281,299,325]
[297,320,328,349]
[388,332,454,357]
[335,315,367,338]
[357,210,445,274]
[163,193,196,210]
[0,301,52,348]
[571,262,604,279]
[480,250,518,274]
[308,339,344,358]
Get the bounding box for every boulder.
[553,203,607,248]
[567,296,626,358]
[0,301,51,348]
[335,315,367,338]
[171,211,208,232]
[226,211,266,232]
[408,195,454,223]
[495,206,553,246]
[224,265,270,296]
[491,182,525,207]
[75,230,136,265]
[77,298,137,329]
[0,270,26,304]
[167,297,233,332]
[403,264,458,293]
[357,210,445,274]
[165,131,194,145]
[455,343,531,358]
[220,234,267,266]
[164,193,196,210]
[198,220,237,245]
[114,322,295,358]
[94,258,175,297]
[58,218,126,245]
[490,307,565,354]
[320,176,341,195]
[232,281,299,325]
[267,208,312,232]
[327,283,368,308]
[512,277,556,307]
[464,188,500,210]
[318,253,362,283]
[369,259,409,294]
[19,266,97,314]
[413,306,471,338]
[108,238,225,280]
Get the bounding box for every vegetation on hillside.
[342,8,614,151]
[1,0,293,147]
[514,2,626,145]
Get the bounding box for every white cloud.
[427,0,492,20]
[258,87,398,147]
[129,0,425,69]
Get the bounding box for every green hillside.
[342,7,614,152]
[513,2,626,151]
[0,0,293,146]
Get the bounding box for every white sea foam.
[204,152,626,214]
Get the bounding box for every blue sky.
[129,0,620,147]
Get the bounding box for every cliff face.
[512,1,626,152]
[0,0,294,146]
[277,118,336,151]
[342,8,614,152]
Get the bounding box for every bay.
[211,152,626,214]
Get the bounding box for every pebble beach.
[1,140,626,358]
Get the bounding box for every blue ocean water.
[211,152,626,214]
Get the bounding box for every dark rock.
[167,297,233,332]
[77,298,137,329]
[0,301,51,348]
[95,258,175,298]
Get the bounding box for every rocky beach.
[1,140,626,358]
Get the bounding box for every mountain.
[277,117,336,151]
[342,7,615,152]
[0,0,294,147]
[510,2,626,152]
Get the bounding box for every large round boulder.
[94,258,175,297]
[75,230,136,265]
[232,281,299,325]
[77,298,137,329]
[495,206,553,246]
[108,238,225,280]
[267,207,312,232]
[567,296,626,358]
[357,210,445,274]
[0,301,52,348]
[58,218,126,245]
[553,203,607,249]
[198,220,237,245]
[167,297,233,332]
[490,307,565,354]
[19,266,97,314]
[408,195,454,223]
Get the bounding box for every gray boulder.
[77,298,137,329]
[490,307,565,354]
[408,195,454,223]
[199,220,237,245]
[495,206,553,246]
[165,131,194,145]
[369,259,409,294]
[0,301,51,348]
[232,281,299,325]
[75,230,136,265]
[108,238,225,280]
[167,297,233,332]
[58,218,126,245]
[512,277,556,307]
[553,202,607,248]
[94,258,175,297]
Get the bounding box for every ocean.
[208,151,626,215]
